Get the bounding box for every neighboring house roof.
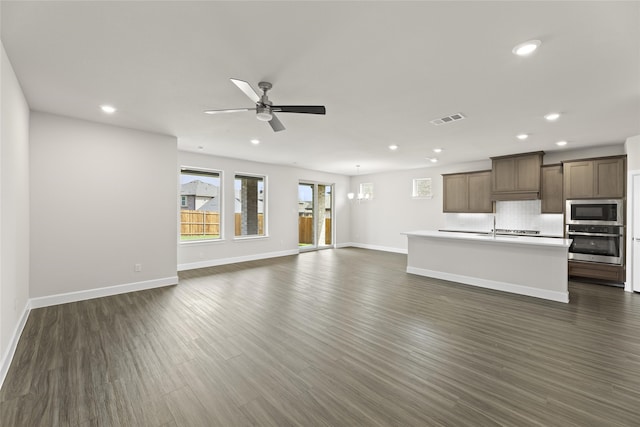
[199,197,219,212]
[181,180,219,197]
[299,201,312,213]
[234,188,264,213]
[298,199,332,213]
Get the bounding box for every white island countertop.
[403,230,572,303]
[402,230,572,248]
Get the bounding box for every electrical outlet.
[134,264,142,272]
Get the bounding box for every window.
[235,174,265,237]
[359,182,374,200]
[412,178,432,199]
[180,168,221,241]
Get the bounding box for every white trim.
[0,301,31,389]
[29,276,178,309]
[335,242,355,249]
[626,169,640,292]
[177,249,299,271]
[407,266,569,303]
[345,242,408,254]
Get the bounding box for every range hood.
[490,151,544,201]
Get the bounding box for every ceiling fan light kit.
[204,78,326,132]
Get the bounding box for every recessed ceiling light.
[544,112,560,121]
[516,134,528,140]
[556,140,568,146]
[433,148,443,153]
[512,40,541,56]
[429,158,438,163]
[250,139,260,145]
[389,144,399,151]
[100,105,116,114]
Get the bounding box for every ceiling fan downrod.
[256,81,273,121]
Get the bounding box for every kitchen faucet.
[493,215,496,238]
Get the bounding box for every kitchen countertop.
[404,230,572,248]
[438,229,565,239]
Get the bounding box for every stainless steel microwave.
[565,199,623,226]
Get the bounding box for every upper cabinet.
[443,170,493,213]
[541,164,563,213]
[563,156,626,199]
[491,151,544,201]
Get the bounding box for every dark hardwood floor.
[2,248,640,426]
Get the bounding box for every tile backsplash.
[444,200,564,236]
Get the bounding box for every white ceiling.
[2,1,639,175]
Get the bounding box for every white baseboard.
[335,242,354,249]
[177,249,299,271]
[29,276,178,309]
[0,301,31,389]
[343,242,408,254]
[407,266,569,303]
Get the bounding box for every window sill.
[233,235,269,242]
[179,239,225,246]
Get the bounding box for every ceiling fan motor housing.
[256,105,272,121]
[256,90,273,121]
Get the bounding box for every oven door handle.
[567,232,621,237]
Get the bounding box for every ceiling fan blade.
[203,108,254,115]
[272,105,326,115]
[268,113,285,132]
[230,78,260,103]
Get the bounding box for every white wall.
[625,135,640,171]
[544,144,625,164]
[29,112,178,299]
[350,145,627,252]
[349,159,490,253]
[0,42,30,383]
[178,151,351,270]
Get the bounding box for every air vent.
[430,113,466,126]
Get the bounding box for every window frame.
[412,177,433,199]
[179,167,223,243]
[234,172,267,240]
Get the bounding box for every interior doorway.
[298,182,333,250]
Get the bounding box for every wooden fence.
[299,217,332,245]
[234,213,264,236]
[181,210,220,236]
[180,210,264,237]
[181,210,327,241]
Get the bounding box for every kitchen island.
[402,230,572,303]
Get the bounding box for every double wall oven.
[566,199,624,265]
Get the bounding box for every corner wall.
[0,42,30,385]
[348,160,490,253]
[29,112,178,301]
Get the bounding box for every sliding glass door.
[298,182,333,250]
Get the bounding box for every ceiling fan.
[204,78,326,132]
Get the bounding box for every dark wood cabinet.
[491,151,544,200]
[563,156,625,199]
[568,260,625,283]
[594,157,625,198]
[443,170,493,213]
[468,171,493,212]
[564,161,593,199]
[541,164,563,213]
[443,173,469,212]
